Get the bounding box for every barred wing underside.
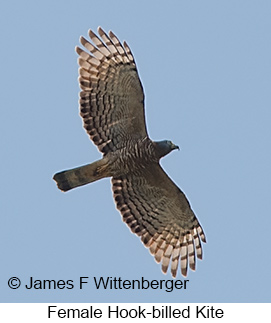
[76,27,148,155]
[112,164,206,277]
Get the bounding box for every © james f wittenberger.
[13,276,189,293]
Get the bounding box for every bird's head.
[155,140,179,159]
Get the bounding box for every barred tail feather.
[53,159,109,192]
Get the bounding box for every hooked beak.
[172,143,180,151]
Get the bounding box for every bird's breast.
[108,139,158,176]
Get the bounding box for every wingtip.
[97,26,106,37]
[80,35,88,47]
[108,30,115,39]
[181,269,188,277]
[75,46,81,55]
[161,264,169,275]
[88,28,96,39]
[171,270,177,278]
[189,263,196,271]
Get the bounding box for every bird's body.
[53,27,206,277]
[54,138,179,191]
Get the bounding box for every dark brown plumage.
[53,27,206,277]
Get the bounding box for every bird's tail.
[53,159,110,192]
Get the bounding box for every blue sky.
[1,0,271,302]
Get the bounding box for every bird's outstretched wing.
[112,164,206,277]
[76,27,148,155]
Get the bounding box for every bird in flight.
[53,27,206,277]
